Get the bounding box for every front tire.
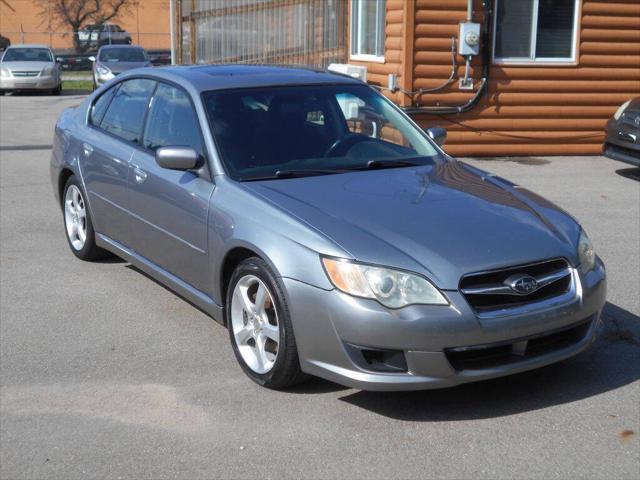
[227,257,307,389]
[62,175,105,260]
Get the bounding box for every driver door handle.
[82,143,94,156]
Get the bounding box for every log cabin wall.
[348,0,409,105]
[350,0,640,157]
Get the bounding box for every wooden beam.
[401,0,416,107]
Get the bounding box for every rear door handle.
[133,166,147,184]
[82,143,94,156]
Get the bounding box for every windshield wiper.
[341,159,422,172]
[240,159,428,181]
[363,159,421,169]
[241,169,348,181]
[275,169,347,178]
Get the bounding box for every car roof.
[126,64,364,92]
[98,45,144,50]
[5,44,51,49]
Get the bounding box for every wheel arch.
[219,245,273,326]
[57,167,75,208]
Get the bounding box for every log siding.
[351,0,640,157]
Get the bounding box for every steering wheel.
[324,133,372,157]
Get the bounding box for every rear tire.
[227,257,308,389]
[62,175,105,261]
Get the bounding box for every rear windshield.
[2,48,52,62]
[203,84,440,181]
[99,48,147,62]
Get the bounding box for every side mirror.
[155,146,199,170]
[88,56,96,62]
[425,127,447,146]
[56,57,63,63]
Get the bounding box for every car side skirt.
[96,233,225,325]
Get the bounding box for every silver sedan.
[50,65,606,391]
[89,45,151,89]
[0,44,61,95]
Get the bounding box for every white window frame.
[350,0,386,63]
[492,0,581,65]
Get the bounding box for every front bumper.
[285,258,606,391]
[0,75,59,90]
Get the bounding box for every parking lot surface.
[1,93,639,479]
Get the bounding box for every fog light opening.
[346,344,408,373]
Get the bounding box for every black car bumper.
[603,118,640,167]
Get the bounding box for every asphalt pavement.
[1,92,638,479]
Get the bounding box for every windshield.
[2,48,52,62]
[99,48,147,62]
[203,84,441,181]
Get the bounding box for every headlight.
[321,257,448,308]
[96,64,112,76]
[0,67,10,78]
[41,65,54,76]
[613,100,631,121]
[578,230,596,273]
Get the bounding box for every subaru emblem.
[505,274,538,295]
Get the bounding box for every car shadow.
[616,167,640,181]
[93,253,127,264]
[3,90,89,97]
[285,377,350,394]
[338,302,639,421]
[61,89,92,96]
[110,259,640,408]
[124,264,216,319]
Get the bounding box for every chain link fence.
[177,0,348,67]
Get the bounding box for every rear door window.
[99,78,156,143]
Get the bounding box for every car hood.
[242,161,581,289]
[101,61,150,73]
[1,61,52,71]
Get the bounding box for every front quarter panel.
[208,176,348,304]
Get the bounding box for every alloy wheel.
[64,185,87,251]
[230,275,280,374]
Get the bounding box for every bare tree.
[37,0,135,52]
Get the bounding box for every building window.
[493,0,579,63]
[350,0,385,61]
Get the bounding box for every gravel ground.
[1,93,639,479]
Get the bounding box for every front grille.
[460,258,572,314]
[12,71,39,77]
[445,318,592,371]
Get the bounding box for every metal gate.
[176,0,348,67]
